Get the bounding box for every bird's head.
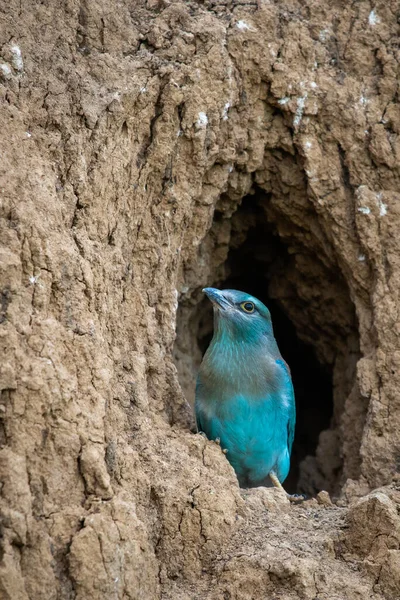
[203,287,274,344]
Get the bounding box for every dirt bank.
[1,1,399,598]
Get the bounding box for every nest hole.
[174,188,361,495]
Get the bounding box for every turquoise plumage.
[195,288,296,492]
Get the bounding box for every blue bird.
[195,288,297,498]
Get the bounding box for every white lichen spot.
[10,45,23,71]
[376,192,387,216]
[304,140,312,150]
[358,207,371,215]
[25,131,31,138]
[173,289,179,312]
[29,274,40,284]
[356,185,367,197]
[278,97,290,105]
[222,102,230,121]
[319,29,329,42]
[139,86,147,94]
[177,129,183,137]
[359,95,368,106]
[310,82,318,89]
[305,168,317,179]
[197,112,208,127]
[368,10,380,26]
[236,20,252,31]
[358,254,366,262]
[294,93,308,128]
[0,63,12,79]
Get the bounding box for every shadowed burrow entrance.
[174,188,361,495]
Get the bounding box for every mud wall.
[1,1,400,598]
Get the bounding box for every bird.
[195,287,298,499]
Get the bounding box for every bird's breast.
[198,341,287,401]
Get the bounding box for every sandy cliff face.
[1,1,400,598]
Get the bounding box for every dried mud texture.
[1,1,400,599]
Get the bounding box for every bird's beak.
[203,288,231,311]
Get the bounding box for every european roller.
[195,288,297,498]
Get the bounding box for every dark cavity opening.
[174,189,360,495]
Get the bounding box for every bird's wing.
[274,358,296,454]
[287,399,295,454]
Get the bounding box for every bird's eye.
[241,301,255,313]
